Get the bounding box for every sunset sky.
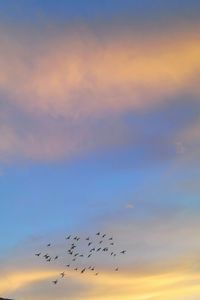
[0,1,200,299]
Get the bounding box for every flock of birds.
[34,232,127,285]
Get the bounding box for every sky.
[0,1,200,299]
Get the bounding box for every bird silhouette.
[52,280,58,284]
[60,272,65,278]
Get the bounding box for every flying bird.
[60,272,65,278]
[52,280,58,284]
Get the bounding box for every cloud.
[0,25,199,161]
[2,211,200,299]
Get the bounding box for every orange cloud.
[2,213,200,299]
[0,27,199,117]
[0,269,58,295]
[2,265,200,300]
[0,26,199,161]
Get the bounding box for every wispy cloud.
[2,211,200,300]
[0,25,199,162]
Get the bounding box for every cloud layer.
[2,212,200,300]
[0,25,199,161]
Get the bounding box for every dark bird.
[52,280,58,284]
[81,268,86,274]
[66,264,70,267]
[47,258,51,262]
[88,254,92,258]
[35,253,41,257]
[47,243,51,247]
[88,242,92,246]
[120,250,126,254]
[97,248,101,251]
[60,272,65,278]
[109,237,113,241]
[102,234,106,238]
[115,268,119,271]
[91,267,95,271]
[110,243,114,245]
[66,235,71,240]
[95,272,99,276]
[54,256,58,260]
[86,237,90,241]
[96,232,100,236]
[74,268,78,271]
